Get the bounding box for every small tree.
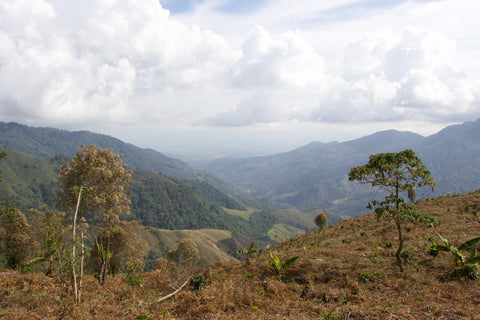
[314,212,328,230]
[167,238,200,268]
[348,149,436,272]
[88,220,146,275]
[28,206,69,275]
[55,145,131,302]
[0,201,32,269]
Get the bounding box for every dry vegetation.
[2,191,480,319]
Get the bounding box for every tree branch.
[154,276,191,303]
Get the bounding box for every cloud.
[205,91,288,126]
[0,0,236,125]
[308,27,480,123]
[0,0,479,145]
[231,26,327,88]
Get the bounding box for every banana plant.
[269,250,299,281]
[237,242,258,264]
[434,233,480,266]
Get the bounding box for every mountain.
[0,121,204,181]
[197,119,480,216]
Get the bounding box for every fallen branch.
[155,277,191,303]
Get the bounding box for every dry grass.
[2,191,480,319]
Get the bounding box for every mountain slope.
[0,122,195,180]
[198,120,480,215]
[2,190,480,319]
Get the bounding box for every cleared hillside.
[1,190,480,319]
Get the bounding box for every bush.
[189,275,206,291]
[451,264,479,280]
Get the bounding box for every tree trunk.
[72,187,82,304]
[394,216,404,272]
[394,183,404,272]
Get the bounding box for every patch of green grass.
[268,224,304,242]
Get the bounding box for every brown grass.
[2,191,480,319]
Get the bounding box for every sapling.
[237,241,258,264]
[269,250,299,281]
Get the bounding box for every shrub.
[189,275,206,291]
[451,264,479,280]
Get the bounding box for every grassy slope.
[140,227,241,265]
[1,190,480,319]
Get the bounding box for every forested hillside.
[0,149,318,249]
[0,122,220,185]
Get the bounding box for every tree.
[0,201,32,269]
[28,206,69,275]
[55,145,131,302]
[167,238,200,268]
[348,149,436,272]
[314,212,328,230]
[88,220,146,275]
[0,149,6,183]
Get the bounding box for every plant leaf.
[467,256,480,265]
[282,256,299,269]
[437,233,451,248]
[270,250,279,267]
[468,248,478,262]
[435,245,451,252]
[459,237,480,251]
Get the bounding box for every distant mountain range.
[2,119,479,227]
[197,119,480,216]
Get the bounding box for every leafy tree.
[55,144,131,302]
[0,200,32,269]
[348,149,436,272]
[167,238,200,268]
[314,212,328,230]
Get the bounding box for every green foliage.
[434,234,480,269]
[189,275,206,291]
[359,271,381,284]
[451,264,479,280]
[321,313,342,320]
[0,150,58,211]
[0,200,32,269]
[240,271,256,281]
[269,250,299,281]
[237,242,258,264]
[126,261,144,287]
[182,179,246,211]
[348,149,436,272]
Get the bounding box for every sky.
[1,0,480,160]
